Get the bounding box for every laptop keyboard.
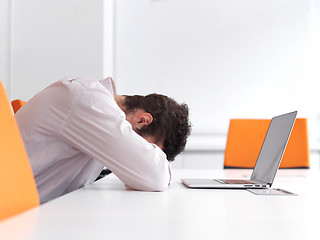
[216,179,254,184]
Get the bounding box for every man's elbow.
[151,176,170,192]
[129,168,171,192]
[117,160,172,192]
[142,172,171,192]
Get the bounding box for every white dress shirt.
[15,77,171,203]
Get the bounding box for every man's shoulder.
[56,76,114,95]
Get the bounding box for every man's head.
[116,94,191,161]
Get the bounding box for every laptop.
[181,111,297,189]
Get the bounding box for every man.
[16,76,191,203]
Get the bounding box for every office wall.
[1,0,320,147]
[9,0,104,101]
[113,0,320,144]
[0,0,10,91]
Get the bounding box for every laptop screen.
[250,111,297,186]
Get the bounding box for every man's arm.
[60,80,171,191]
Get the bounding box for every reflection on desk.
[0,169,320,240]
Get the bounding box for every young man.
[15,76,191,203]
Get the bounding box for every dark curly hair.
[123,94,191,161]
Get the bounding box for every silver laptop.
[181,111,297,189]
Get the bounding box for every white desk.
[1,169,320,240]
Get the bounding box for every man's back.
[16,77,171,203]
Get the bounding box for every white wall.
[9,0,104,101]
[0,0,10,91]
[1,0,320,149]
[113,0,320,144]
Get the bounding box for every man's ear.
[125,109,153,130]
[136,113,153,128]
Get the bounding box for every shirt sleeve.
[60,80,171,191]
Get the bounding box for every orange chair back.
[11,99,26,113]
[0,81,39,221]
[224,118,310,169]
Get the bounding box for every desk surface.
[1,169,320,240]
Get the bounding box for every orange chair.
[224,118,310,169]
[11,99,26,113]
[0,80,39,221]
